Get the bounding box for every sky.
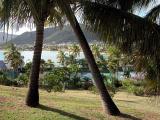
[134,0,160,16]
[1,0,160,35]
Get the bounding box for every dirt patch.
[0,96,27,111]
[0,96,9,103]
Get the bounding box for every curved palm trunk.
[26,21,44,107]
[59,1,120,115]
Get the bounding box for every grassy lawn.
[0,85,160,120]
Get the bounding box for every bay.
[0,50,85,65]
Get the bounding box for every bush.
[88,86,98,94]
[15,74,28,86]
[103,75,121,95]
[66,77,82,89]
[41,68,69,92]
[0,71,7,85]
[122,79,145,96]
[41,73,64,92]
[80,77,93,90]
[88,75,118,97]
[133,87,144,96]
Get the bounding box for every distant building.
[0,60,7,70]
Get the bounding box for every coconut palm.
[91,44,101,60]
[83,0,160,95]
[142,4,160,94]
[57,50,66,66]
[1,0,159,115]
[68,44,80,58]
[0,0,65,107]
[57,0,120,115]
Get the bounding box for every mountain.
[7,25,99,45]
[0,32,17,44]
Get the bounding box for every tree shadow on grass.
[119,113,142,120]
[38,104,90,120]
[38,104,141,120]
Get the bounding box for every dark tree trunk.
[59,1,120,115]
[26,21,44,107]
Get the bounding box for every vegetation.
[1,0,120,115]
[41,68,69,92]
[1,85,160,120]
[1,0,160,118]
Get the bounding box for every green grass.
[0,85,160,120]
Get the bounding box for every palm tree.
[91,44,101,60]
[83,0,160,94]
[57,0,120,115]
[24,0,64,107]
[4,43,23,71]
[1,0,159,115]
[46,59,54,70]
[142,4,160,94]
[68,44,80,58]
[57,50,66,66]
[0,0,65,107]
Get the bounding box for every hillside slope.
[0,32,17,44]
[8,25,99,45]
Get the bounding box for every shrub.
[41,73,64,92]
[66,77,82,89]
[41,68,69,92]
[88,86,98,94]
[122,79,145,96]
[80,77,93,90]
[0,71,7,85]
[88,75,118,97]
[15,74,28,86]
[103,75,120,95]
[133,87,144,96]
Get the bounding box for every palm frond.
[82,2,160,57]
[92,0,153,11]
[0,0,68,31]
[145,4,160,22]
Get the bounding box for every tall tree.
[0,0,65,107]
[1,0,160,114]
[57,0,120,115]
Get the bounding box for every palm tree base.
[26,89,39,107]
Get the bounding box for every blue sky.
[135,0,160,16]
[2,0,160,35]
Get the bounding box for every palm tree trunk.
[59,1,120,115]
[26,21,44,107]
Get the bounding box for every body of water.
[0,51,85,65]
[0,50,140,80]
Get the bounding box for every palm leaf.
[145,4,160,22]
[82,2,160,57]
